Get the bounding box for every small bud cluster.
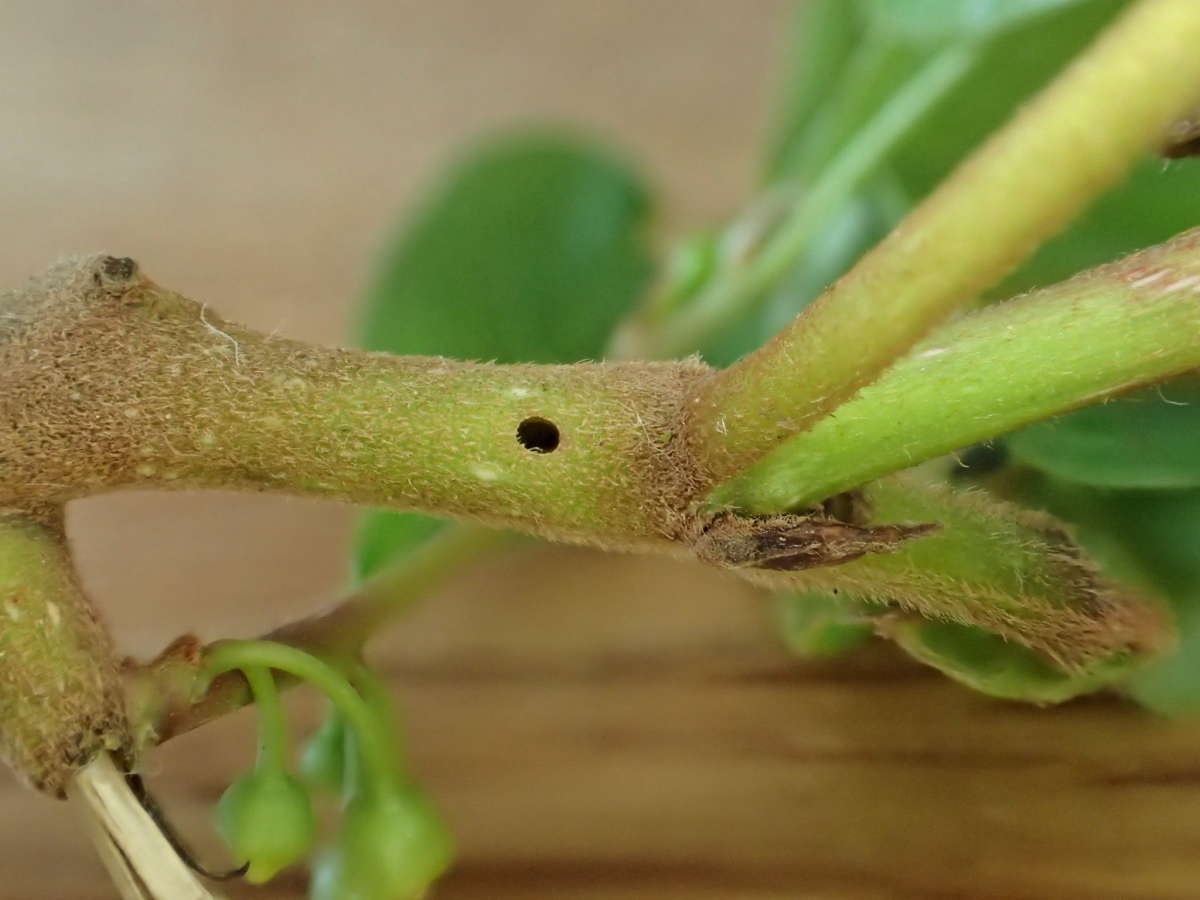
[200,642,452,898]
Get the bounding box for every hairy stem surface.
[712,227,1200,512]
[0,256,710,553]
[688,0,1200,482]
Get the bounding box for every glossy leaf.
[353,132,654,578]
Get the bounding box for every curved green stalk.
[201,642,396,790]
[242,667,287,773]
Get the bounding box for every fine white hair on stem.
[199,304,242,367]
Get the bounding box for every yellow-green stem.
[689,0,1200,482]
[0,257,710,553]
[713,228,1200,512]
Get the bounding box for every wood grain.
[125,549,1200,899]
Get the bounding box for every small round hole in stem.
[516,417,560,453]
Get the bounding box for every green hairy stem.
[713,226,1200,512]
[0,256,709,554]
[689,0,1200,482]
[4,2,1200,772]
[749,475,1168,670]
[0,514,128,794]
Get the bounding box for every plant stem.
[747,475,1167,669]
[274,525,509,655]
[712,227,1200,512]
[0,512,128,795]
[689,0,1200,483]
[242,667,287,773]
[127,524,501,745]
[637,43,973,359]
[202,642,397,790]
[0,257,710,552]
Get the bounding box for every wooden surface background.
[3,2,1200,898]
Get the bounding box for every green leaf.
[861,0,1092,44]
[741,1,1122,376]
[360,131,652,363]
[888,620,1136,704]
[1127,604,1200,715]
[352,511,445,583]
[1090,489,1200,714]
[1005,481,1200,713]
[774,591,874,658]
[353,131,654,578]
[773,36,928,184]
[1008,378,1200,490]
[763,1,865,182]
[1105,489,1200,598]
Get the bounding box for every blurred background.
[3,2,1200,898]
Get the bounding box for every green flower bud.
[301,707,348,792]
[310,787,453,900]
[217,769,316,884]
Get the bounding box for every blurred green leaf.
[775,591,874,657]
[1127,605,1200,715]
[352,512,445,583]
[700,185,895,366]
[888,620,1135,704]
[861,0,1090,44]
[1098,489,1200,714]
[354,131,654,579]
[1104,489,1200,597]
[1007,378,1200,490]
[777,38,929,184]
[764,1,865,182]
[755,0,1200,703]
